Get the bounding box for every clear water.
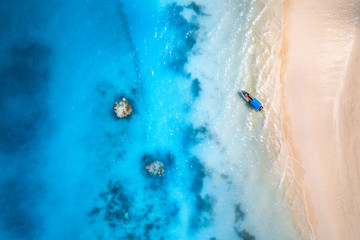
[0,0,309,239]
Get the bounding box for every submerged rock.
[103,181,131,226]
[145,161,165,176]
[114,97,132,118]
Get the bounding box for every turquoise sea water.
[0,0,308,239]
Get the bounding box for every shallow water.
[0,0,306,239]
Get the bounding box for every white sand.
[280,0,360,239]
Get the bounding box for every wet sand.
[280,0,360,239]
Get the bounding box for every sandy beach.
[281,0,360,239]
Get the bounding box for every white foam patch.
[182,0,306,239]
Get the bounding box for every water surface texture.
[0,0,304,239]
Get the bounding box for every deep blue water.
[0,0,305,240]
[0,1,220,239]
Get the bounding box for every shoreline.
[280,0,360,239]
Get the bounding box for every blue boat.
[240,90,263,111]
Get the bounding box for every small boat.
[240,90,263,111]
